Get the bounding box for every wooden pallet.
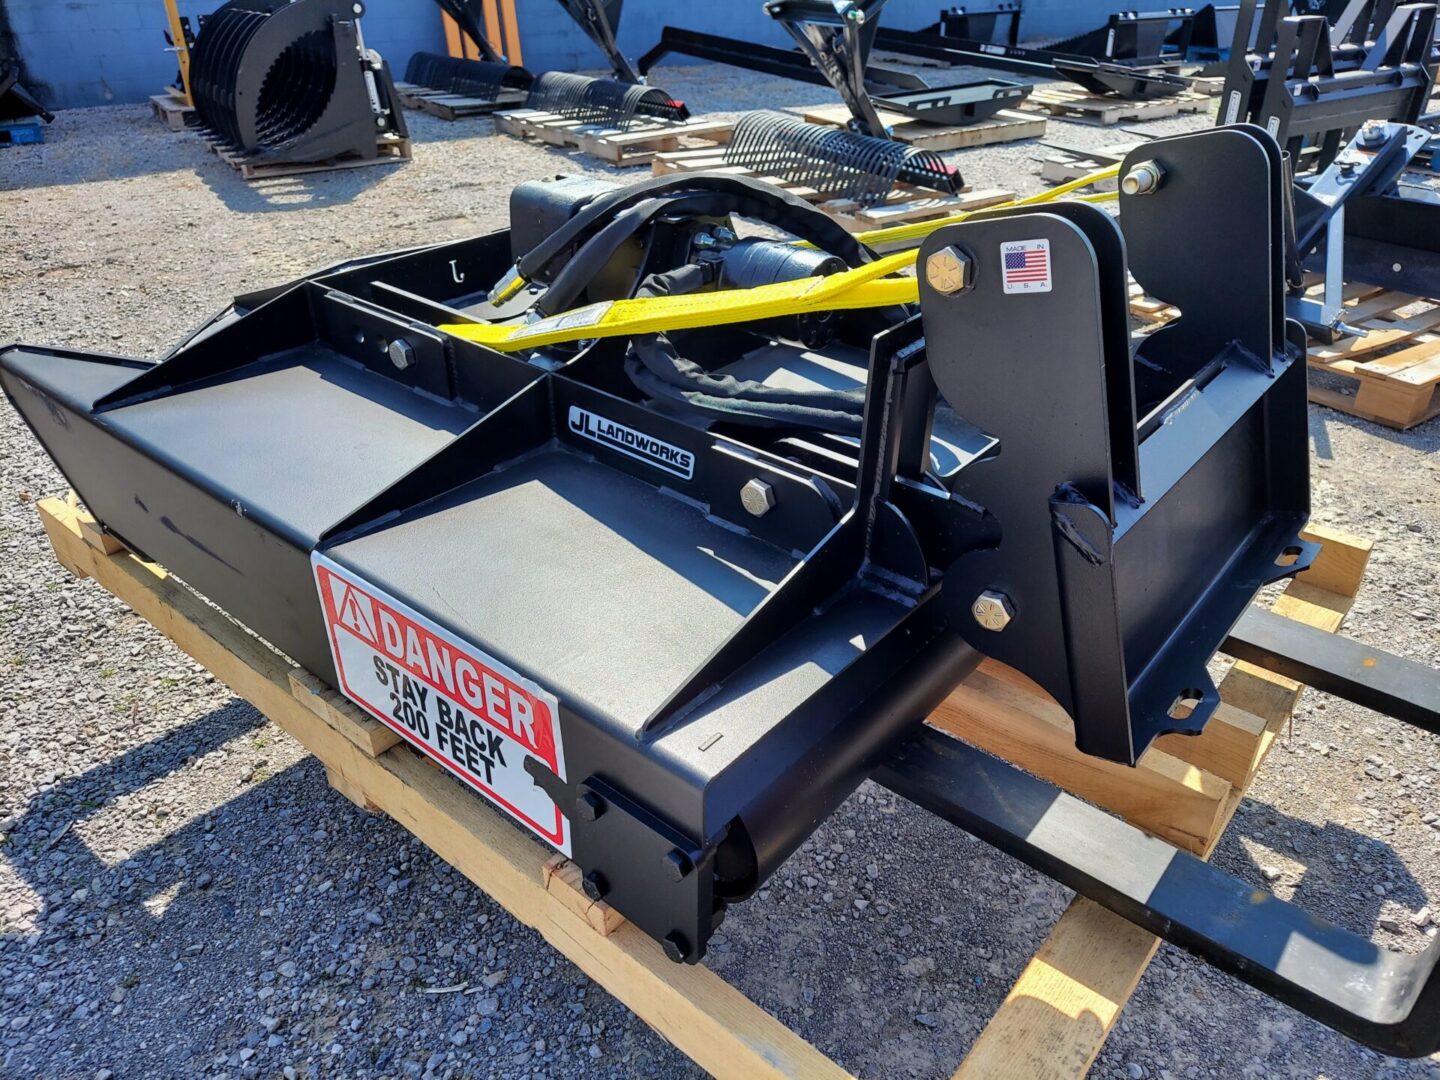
[493,108,734,166]
[651,144,1014,231]
[1018,84,1212,125]
[799,103,1046,151]
[0,116,45,146]
[1306,286,1440,429]
[205,133,412,181]
[1037,142,1143,188]
[149,92,195,132]
[34,491,1374,1080]
[393,80,527,121]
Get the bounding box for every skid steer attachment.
[6,126,1440,1055]
[188,0,407,166]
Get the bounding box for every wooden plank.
[930,665,1231,856]
[290,670,404,759]
[958,526,1371,1080]
[35,497,851,1080]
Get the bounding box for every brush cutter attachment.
[189,0,407,166]
[9,126,1440,1056]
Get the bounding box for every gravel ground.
[1,62,1438,1080]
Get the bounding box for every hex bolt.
[661,848,693,882]
[575,791,606,821]
[971,590,1015,632]
[662,931,692,963]
[1120,159,1165,196]
[582,871,609,902]
[740,478,776,518]
[387,338,415,371]
[924,245,971,295]
[1361,123,1386,147]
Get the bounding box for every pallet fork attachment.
[4,126,1440,1053]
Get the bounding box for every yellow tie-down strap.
[442,167,1120,353]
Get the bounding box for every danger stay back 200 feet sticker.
[313,554,570,855]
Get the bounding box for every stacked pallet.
[1306,287,1440,429]
[494,109,733,166]
[1018,84,1212,125]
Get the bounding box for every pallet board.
[393,80,528,121]
[0,117,44,146]
[651,144,1014,232]
[204,133,412,181]
[1018,84,1212,125]
[34,493,1373,1080]
[798,103,1045,151]
[149,92,195,132]
[494,109,734,166]
[1037,142,1143,188]
[1306,287,1440,429]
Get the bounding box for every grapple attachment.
[189,0,407,165]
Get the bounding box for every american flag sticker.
[1001,239,1052,294]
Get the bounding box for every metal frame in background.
[872,9,1195,99]
[557,0,641,83]
[639,1,1030,137]
[1279,120,1440,341]
[1217,0,1437,170]
[0,61,54,124]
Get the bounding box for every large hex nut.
[971,590,1015,632]
[925,246,972,295]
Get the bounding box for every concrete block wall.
[2,0,1122,111]
[514,0,1123,74]
[1,0,445,110]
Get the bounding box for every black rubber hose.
[516,173,872,291]
[622,267,867,435]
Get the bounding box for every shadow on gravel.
[194,157,408,215]
[0,699,266,934]
[1309,397,1440,460]
[1213,799,1431,947]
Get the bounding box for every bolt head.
[740,478,776,518]
[575,791,606,822]
[661,848,693,882]
[925,246,970,295]
[1120,160,1164,197]
[582,871,608,902]
[387,338,415,370]
[662,931,691,963]
[971,590,1015,632]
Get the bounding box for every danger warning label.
[313,554,569,854]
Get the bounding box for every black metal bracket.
[874,14,1192,100]
[1218,0,1437,170]
[876,721,1440,1059]
[556,0,642,84]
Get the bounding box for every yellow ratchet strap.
[442,166,1121,353]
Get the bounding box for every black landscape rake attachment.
[188,0,407,167]
[6,125,1440,1056]
[724,110,961,205]
[404,52,533,104]
[523,70,688,129]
